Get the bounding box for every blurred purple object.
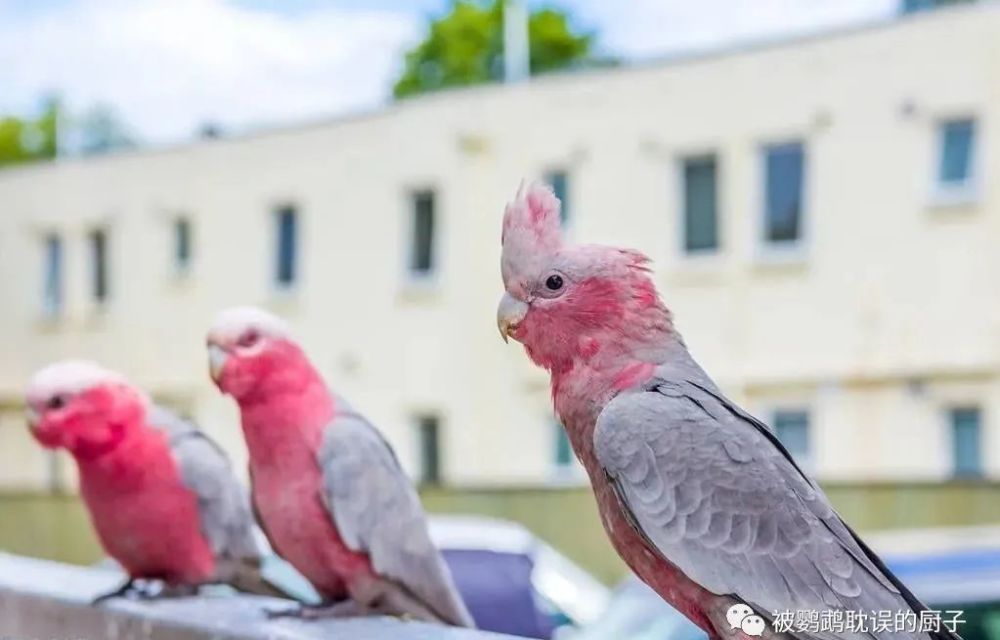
[443,549,556,639]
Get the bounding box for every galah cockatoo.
[206,307,473,626]
[496,183,959,640]
[25,360,284,603]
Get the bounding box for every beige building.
[1,3,999,494]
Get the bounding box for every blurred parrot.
[206,307,473,626]
[496,183,960,640]
[24,360,288,603]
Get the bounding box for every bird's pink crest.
[501,181,564,286]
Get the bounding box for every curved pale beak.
[208,344,229,383]
[497,293,528,343]
[25,406,40,431]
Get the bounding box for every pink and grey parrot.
[496,183,960,640]
[206,307,473,626]
[25,360,285,603]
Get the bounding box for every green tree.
[0,98,58,168]
[393,1,597,99]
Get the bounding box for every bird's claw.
[266,600,365,620]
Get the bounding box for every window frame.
[771,407,813,471]
[413,413,443,486]
[404,188,439,286]
[172,216,193,277]
[273,204,299,291]
[88,227,110,307]
[549,418,585,485]
[41,232,63,319]
[677,152,721,257]
[948,405,984,479]
[544,169,571,228]
[757,139,808,261]
[931,116,980,206]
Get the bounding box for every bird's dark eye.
[545,275,564,291]
[237,330,260,348]
[47,396,65,410]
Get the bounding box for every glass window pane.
[939,119,975,185]
[546,171,569,226]
[411,191,435,274]
[43,234,62,316]
[764,143,805,244]
[683,156,718,252]
[175,218,191,270]
[950,407,982,478]
[275,206,297,286]
[417,415,441,485]
[774,409,810,462]
[90,229,108,303]
[553,421,572,468]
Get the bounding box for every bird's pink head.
[497,182,672,374]
[24,360,147,460]
[206,306,316,403]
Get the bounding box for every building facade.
[1,4,999,493]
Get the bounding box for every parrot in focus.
[205,306,473,626]
[24,360,288,603]
[496,183,960,640]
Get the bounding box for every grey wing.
[593,380,942,640]
[317,410,473,627]
[150,406,261,565]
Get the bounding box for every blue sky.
[0,0,897,144]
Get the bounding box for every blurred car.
[566,525,1000,640]
[258,515,609,639]
[867,525,1000,640]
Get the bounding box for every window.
[950,407,982,478]
[409,190,436,278]
[546,170,570,226]
[681,155,719,253]
[763,142,805,246]
[903,0,974,14]
[553,421,573,471]
[274,205,297,288]
[936,118,976,191]
[42,234,62,317]
[415,414,441,485]
[89,228,109,304]
[173,217,192,274]
[774,409,810,465]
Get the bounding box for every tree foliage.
[0,99,58,168]
[0,99,136,168]
[393,1,596,99]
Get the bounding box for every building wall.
[3,484,999,585]
[0,5,999,490]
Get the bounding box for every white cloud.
[575,0,899,59]
[0,0,421,143]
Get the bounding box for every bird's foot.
[266,600,366,620]
[92,579,143,605]
[92,580,200,605]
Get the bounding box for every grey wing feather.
[149,406,261,565]
[317,407,473,627]
[593,363,947,640]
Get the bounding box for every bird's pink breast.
[80,433,215,584]
[590,472,716,633]
[249,439,373,600]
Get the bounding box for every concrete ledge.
[0,553,519,640]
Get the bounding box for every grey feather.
[148,407,261,573]
[317,403,473,627]
[593,353,950,640]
